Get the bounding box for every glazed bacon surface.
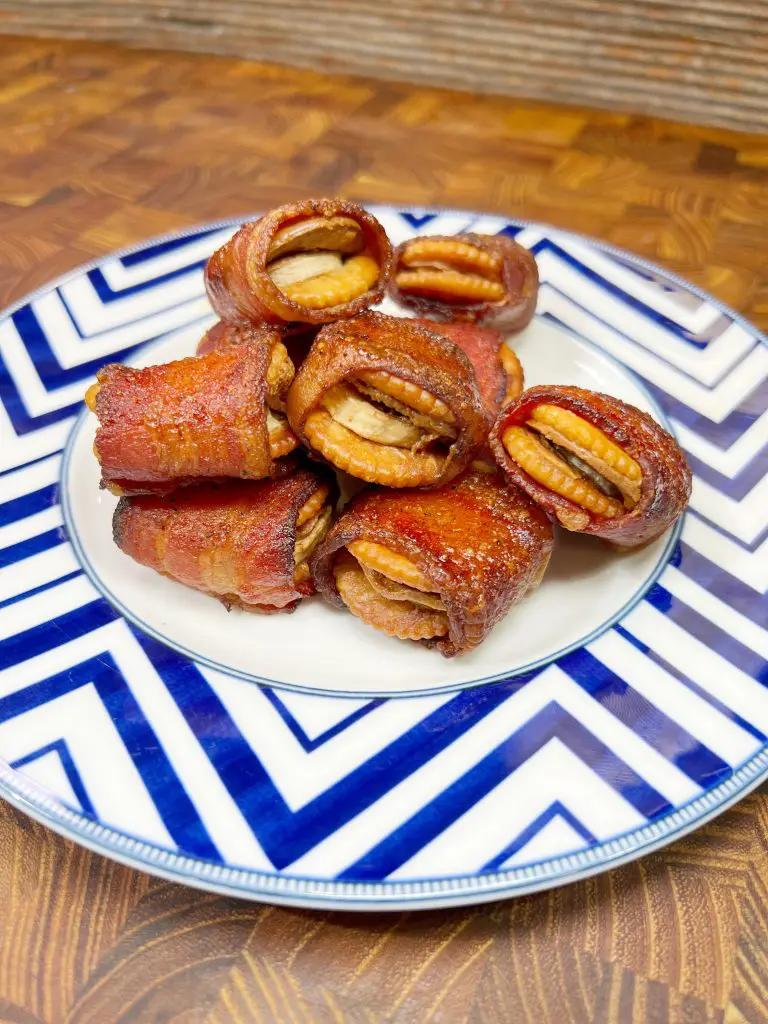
[286,311,488,488]
[88,324,298,495]
[113,468,335,612]
[390,233,538,334]
[195,320,296,411]
[490,385,692,548]
[205,198,392,329]
[311,470,553,656]
[415,320,524,421]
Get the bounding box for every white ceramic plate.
[1,208,766,909]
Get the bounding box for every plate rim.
[1,738,767,910]
[2,206,767,909]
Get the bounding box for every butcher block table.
[1,34,767,1024]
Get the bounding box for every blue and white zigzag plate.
[1,207,766,910]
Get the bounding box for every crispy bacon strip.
[415,320,524,420]
[490,385,692,548]
[89,326,299,494]
[310,470,553,656]
[204,198,393,328]
[196,320,295,410]
[195,320,282,359]
[195,319,242,356]
[113,469,335,612]
[286,311,487,488]
[389,233,539,333]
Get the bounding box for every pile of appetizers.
[86,198,692,658]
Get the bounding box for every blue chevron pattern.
[0,208,766,905]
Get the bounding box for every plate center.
[63,316,675,697]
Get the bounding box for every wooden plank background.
[1,1,768,132]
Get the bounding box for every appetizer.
[311,470,553,656]
[204,198,392,328]
[113,468,335,612]
[389,233,538,333]
[87,323,298,495]
[286,311,488,487]
[89,195,696,659]
[490,385,692,548]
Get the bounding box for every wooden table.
[1,34,767,1024]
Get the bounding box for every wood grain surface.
[2,1,768,132]
[1,34,768,1024]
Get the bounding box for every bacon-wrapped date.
[490,385,692,548]
[113,469,336,612]
[285,311,488,488]
[86,324,298,495]
[204,198,393,329]
[310,469,553,656]
[389,233,538,333]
